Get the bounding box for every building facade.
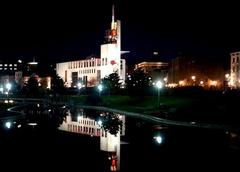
[168,56,225,88]
[134,61,168,81]
[56,6,126,88]
[230,51,240,88]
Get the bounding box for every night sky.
[0,0,239,66]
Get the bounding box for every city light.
[5,122,11,129]
[98,84,103,96]
[154,135,163,144]
[97,120,103,127]
[156,81,163,108]
[225,73,230,79]
[6,83,11,90]
[156,81,163,89]
[77,82,82,89]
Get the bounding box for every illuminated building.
[56,6,126,88]
[0,60,19,84]
[168,56,225,88]
[230,51,240,88]
[134,61,168,80]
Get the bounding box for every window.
[233,58,236,63]
[9,64,12,67]
[105,58,107,65]
[102,58,104,66]
[14,64,17,66]
[4,64,7,67]
[0,64,2,66]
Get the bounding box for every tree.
[101,72,121,95]
[100,112,122,136]
[24,74,40,97]
[125,69,151,95]
[51,74,65,94]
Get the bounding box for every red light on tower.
[111,29,117,36]
[110,60,116,65]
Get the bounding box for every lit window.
[14,64,17,66]
[4,64,7,66]
[14,68,17,70]
[0,68,2,70]
[4,68,7,70]
[0,64,2,66]
[9,64,12,67]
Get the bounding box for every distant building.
[168,56,225,88]
[0,60,20,89]
[56,6,126,88]
[134,61,168,80]
[230,51,240,88]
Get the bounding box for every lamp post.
[6,83,11,103]
[225,73,230,89]
[156,81,163,109]
[98,84,103,96]
[191,75,196,86]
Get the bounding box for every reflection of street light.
[98,84,103,96]
[77,82,82,89]
[156,81,163,108]
[6,83,11,91]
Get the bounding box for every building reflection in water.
[58,109,125,171]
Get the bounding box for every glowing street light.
[191,75,196,86]
[6,83,11,103]
[153,135,163,144]
[6,83,11,91]
[98,84,103,96]
[156,81,163,109]
[77,82,82,89]
[5,121,11,129]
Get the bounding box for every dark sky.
[0,0,239,65]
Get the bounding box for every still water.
[0,104,239,171]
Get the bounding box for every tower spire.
[112,5,115,23]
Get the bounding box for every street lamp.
[98,84,103,96]
[191,75,196,86]
[225,73,230,89]
[156,81,163,109]
[6,83,11,103]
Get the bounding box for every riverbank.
[69,94,240,127]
